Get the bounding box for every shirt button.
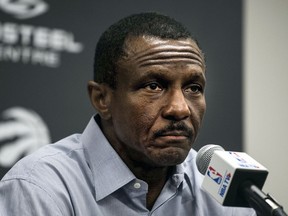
[134,182,141,189]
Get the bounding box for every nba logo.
[207,166,223,184]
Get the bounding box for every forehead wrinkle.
[138,49,202,61]
[132,44,203,60]
[138,51,203,65]
[136,50,204,69]
[119,37,206,70]
[130,45,205,68]
[139,59,204,68]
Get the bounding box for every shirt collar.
[81,116,136,201]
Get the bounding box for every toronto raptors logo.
[0,0,49,19]
[0,107,51,168]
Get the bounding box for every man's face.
[107,35,206,167]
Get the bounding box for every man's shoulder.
[1,133,85,183]
[0,134,87,215]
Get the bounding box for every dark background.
[0,0,243,178]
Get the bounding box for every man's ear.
[87,81,113,120]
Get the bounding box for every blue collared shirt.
[0,116,256,215]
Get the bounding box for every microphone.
[196,144,288,216]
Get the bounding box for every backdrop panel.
[0,0,243,178]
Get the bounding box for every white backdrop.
[244,0,288,210]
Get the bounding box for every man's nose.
[162,89,191,121]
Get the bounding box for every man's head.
[93,12,204,88]
[88,12,206,168]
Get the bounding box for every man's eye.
[187,84,203,94]
[145,83,162,91]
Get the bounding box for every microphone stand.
[242,181,288,216]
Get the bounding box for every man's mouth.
[153,122,193,140]
[157,130,189,140]
[159,130,189,137]
[153,123,194,145]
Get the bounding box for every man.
[0,12,256,215]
